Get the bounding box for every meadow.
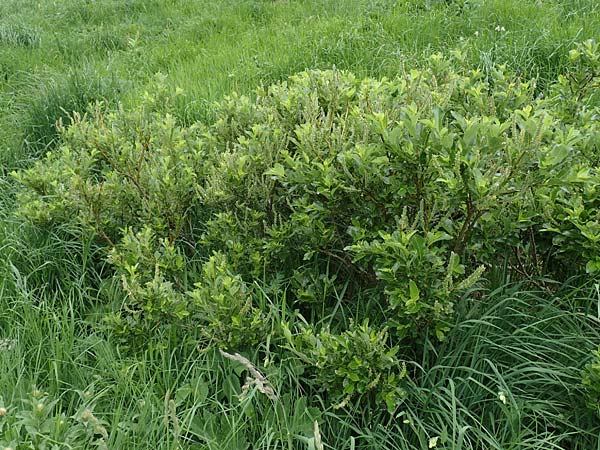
[1,0,600,448]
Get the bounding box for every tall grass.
[1,263,598,448]
[0,24,41,47]
[1,0,599,149]
[17,70,124,163]
[392,283,600,449]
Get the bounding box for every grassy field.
[1,0,599,164]
[1,0,600,449]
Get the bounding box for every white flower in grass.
[494,25,506,32]
[498,391,508,404]
[428,436,440,448]
[0,339,16,351]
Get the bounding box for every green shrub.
[0,388,109,450]
[583,346,600,416]
[187,252,266,349]
[285,321,407,413]
[12,42,600,411]
[19,70,124,160]
[536,39,600,274]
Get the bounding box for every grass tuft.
[0,24,41,47]
[17,70,125,161]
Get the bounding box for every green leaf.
[409,280,420,302]
[222,373,240,402]
[543,144,569,167]
[265,163,285,178]
[586,259,600,274]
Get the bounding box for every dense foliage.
[583,346,600,416]
[11,42,600,421]
[0,389,109,450]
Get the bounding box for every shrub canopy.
[14,42,600,410]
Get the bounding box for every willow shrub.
[13,42,600,411]
[583,347,600,417]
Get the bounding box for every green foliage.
[348,228,484,340]
[288,321,407,413]
[385,283,600,449]
[0,388,109,450]
[15,82,203,241]
[583,346,600,416]
[106,233,266,350]
[535,40,600,274]
[188,253,266,349]
[3,0,600,448]
[104,226,189,344]
[19,71,124,160]
[200,64,502,334]
[552,39,600,118]
[0,24,41,47]
[12,44,600,417]
[14,62,504,351]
